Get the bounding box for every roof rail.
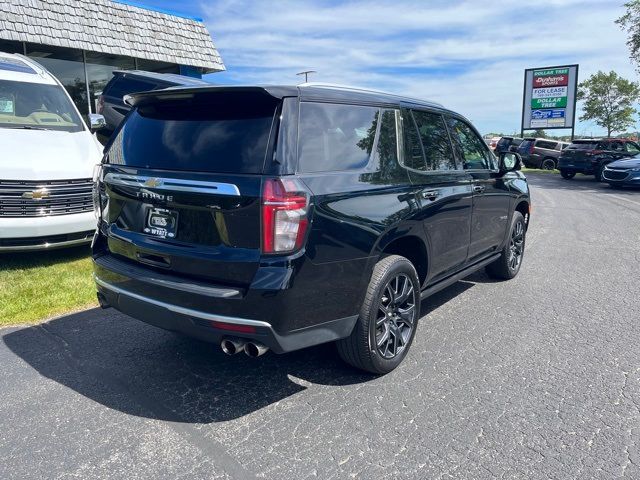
[298,82,443,108]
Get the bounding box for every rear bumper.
[95,276,357,354]
[93,253,365,353]
[557,159,595,173]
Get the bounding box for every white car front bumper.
[0,212,96,251]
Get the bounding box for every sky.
[136,0,636,136]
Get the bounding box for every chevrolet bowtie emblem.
[22,189,50,200]
[143,178,163,188]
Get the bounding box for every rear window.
[496,137,511,147]
[104,76,160,100]
[519,139,534,150]
[106,91,279,173]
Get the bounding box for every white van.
[0,53,103,251]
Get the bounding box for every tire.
[337,255,420,375]
[560,169,576,179]
[541,158,556,170]
[485,212,526,280]
[595,166,604,182]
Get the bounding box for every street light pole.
[296,70,317,83]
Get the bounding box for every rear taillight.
[261,178,310,254]
[586,150,604,156]
[97,95,105,114]
[529,144,535,154]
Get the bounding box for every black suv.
[517,137,569,170]
[97,70,209,138]
[558,138,640,181]
[92,85,530,374]
[495,136,523,155]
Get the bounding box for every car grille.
[0,179,94,217]
[602,169,630,181]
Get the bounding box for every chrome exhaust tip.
[221,337,246,355]
[244,342,269,358]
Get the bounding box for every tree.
[532,129,546,138]
[577,71,640,138]
[617,1,640,70]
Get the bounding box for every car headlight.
[92,164,104,219]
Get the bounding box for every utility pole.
[296,70,317,83]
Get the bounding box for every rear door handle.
[421,190,440,201]
[473,185,485,194]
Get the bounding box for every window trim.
[397,107,464,175]
[444,114,499,173]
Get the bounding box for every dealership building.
[0,0,224,114]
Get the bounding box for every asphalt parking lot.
[1,173,639,479]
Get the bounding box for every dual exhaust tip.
[221,337,269,357]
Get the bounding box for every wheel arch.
[514,199,530,229]
[377,234,429,286]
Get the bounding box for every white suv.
[0,53,103,251]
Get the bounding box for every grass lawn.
[0,246,97,327]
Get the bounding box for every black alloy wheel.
[541,158,556,170]
[375,273,417,359]
[486,211,526,280]
[337,255,420,374]
[508,219,525,272]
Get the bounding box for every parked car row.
[558,138,640,185]
[494,134,640,188]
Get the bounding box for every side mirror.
[88,113,106,132]
[499,152,521,173]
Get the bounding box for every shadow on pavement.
[3,276,480,424]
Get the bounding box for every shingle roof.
[0,0,225,73]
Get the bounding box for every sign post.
[521,64,579,140]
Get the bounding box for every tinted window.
[105,76,158,100]
[446,117,494,170]
[535,140,557,150]
[626,142,640,153]
[298,103,379,173]
[518,139,534,152]
[496,137,512,148]
[566,142,598,150]
[608,142,625,152]
[409,110,456,171]
[402,111,427,170]
[106,91,278,173]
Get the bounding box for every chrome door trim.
[103,173,241,196]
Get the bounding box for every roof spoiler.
[124,85,293,107]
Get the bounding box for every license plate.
[144,208,178,238]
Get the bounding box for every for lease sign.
[532,86,568,99]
